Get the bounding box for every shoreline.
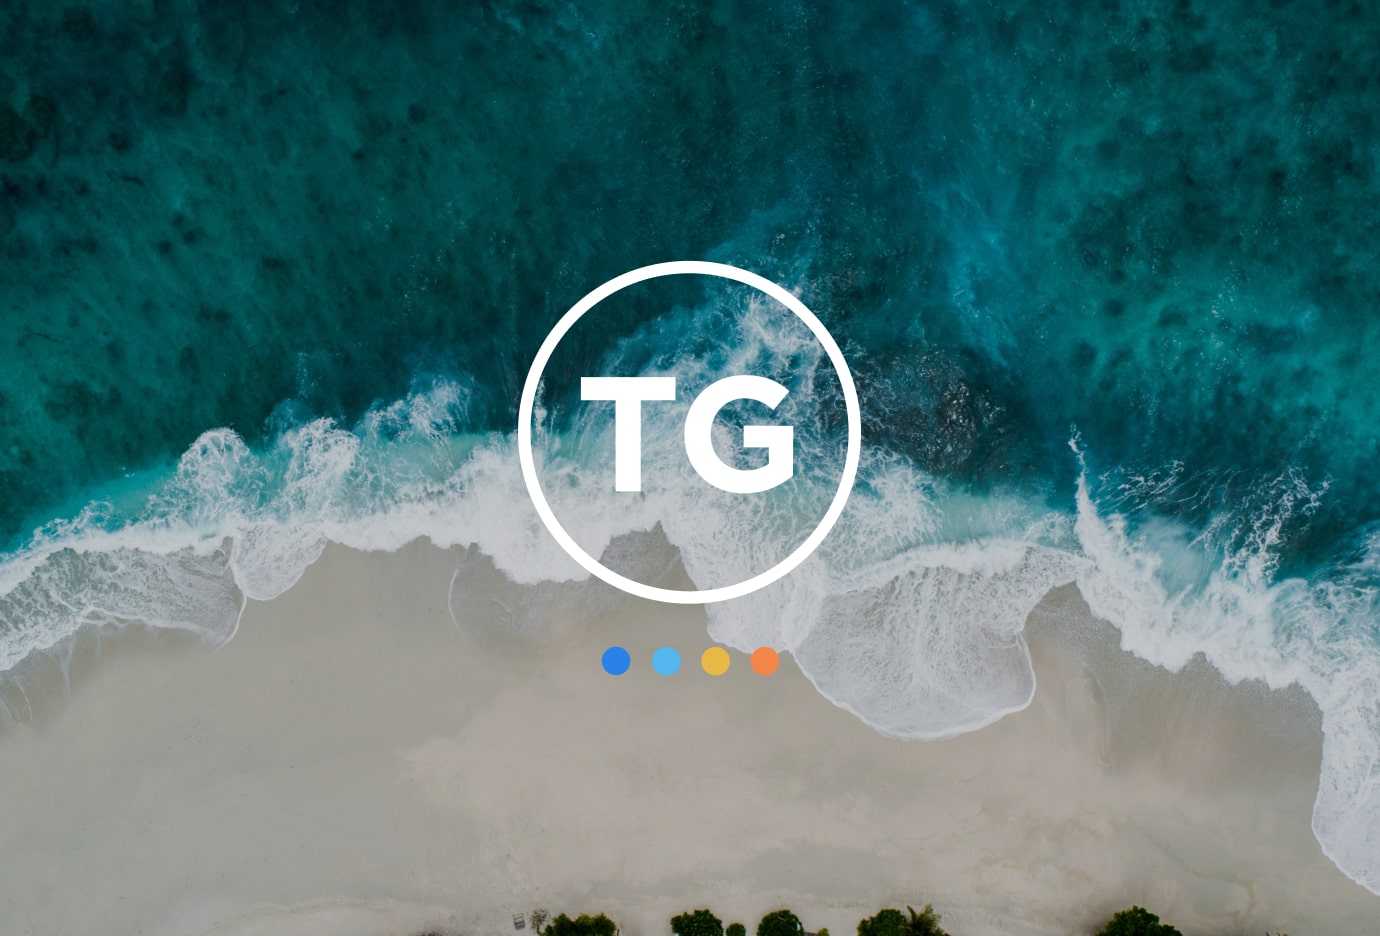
[0,541,1373,936]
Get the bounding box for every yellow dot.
[700,646,731,676]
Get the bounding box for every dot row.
[602,645,780,676]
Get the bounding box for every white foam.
[795,540,1083,739]
[1068,441,1380,894]
[0,542,242,672]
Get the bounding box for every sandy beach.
[0,540,1375,936]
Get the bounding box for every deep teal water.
[4,0,1380,893]
[3,0,1376,556]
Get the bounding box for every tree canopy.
[857,906,945,936]
[857,908,907,936]
[1095,906,1183,936]
[727,923,746,936]
[757,909,803,936]
[672,909,724,936]
[547,913,618,936]
[905,905,946,936]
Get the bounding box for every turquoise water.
[3,0,1380,894]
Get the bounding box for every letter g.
[683,375,794,493]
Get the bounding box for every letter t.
[580,377,677,492]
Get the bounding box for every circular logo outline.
[518,261,861,604]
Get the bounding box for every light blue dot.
[602,646,631,676]
[652,646,681,675]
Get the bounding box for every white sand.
[0,541,1375,936]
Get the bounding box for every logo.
[580,373,793,494]
[518,261,861,604]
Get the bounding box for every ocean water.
[3,0,1380,894]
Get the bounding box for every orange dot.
[750,647,780,675]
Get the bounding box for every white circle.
[518,261,861,604]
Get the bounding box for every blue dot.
[652,646,681,676]
[602,646,631,676]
